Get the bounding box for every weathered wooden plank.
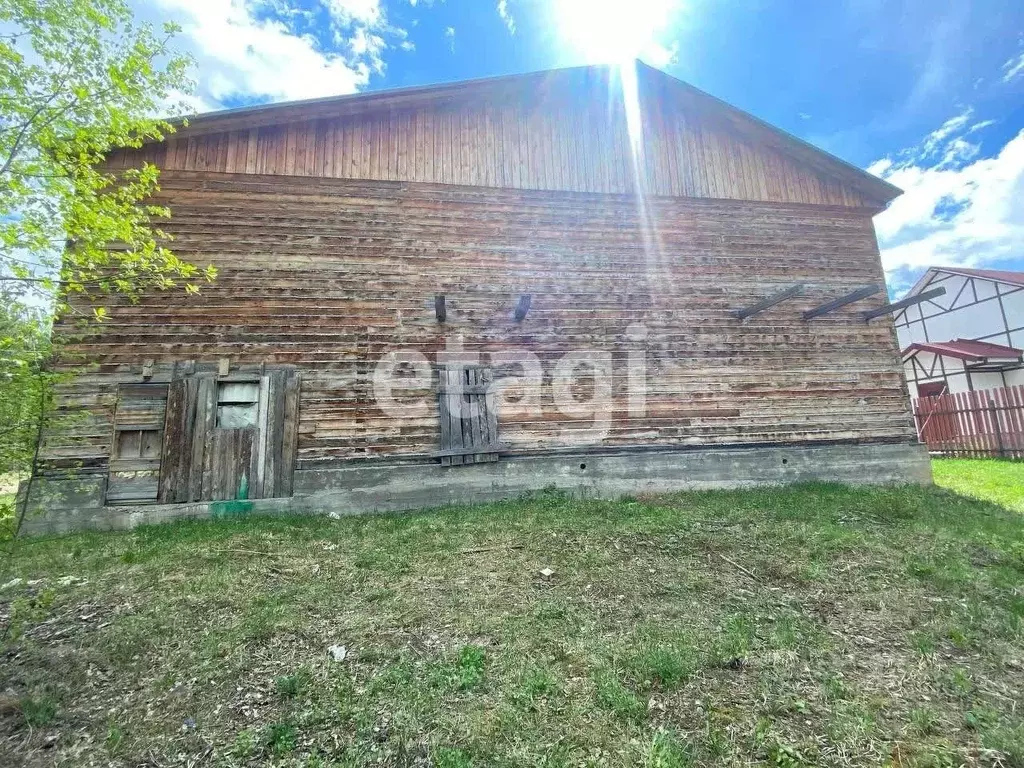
[279,370,301,496]
[191,376,217,501]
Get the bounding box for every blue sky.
[138,0,1024,294]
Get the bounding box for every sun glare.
[552,0,678,66]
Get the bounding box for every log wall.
[46,172,916,471]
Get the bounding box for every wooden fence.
[912,385,1024,459]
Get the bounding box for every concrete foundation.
[18,440,932,535]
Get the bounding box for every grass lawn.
[1,470,1023,766]
[933,458,1024,513]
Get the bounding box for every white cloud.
[144,0,403,111]
[445,25,455,52]
[320,0,381,25]
[1002,51,1024,83]
[919,108,972,158]
[497,0,515,34]
[871,118,1024,274]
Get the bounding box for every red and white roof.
[902,338,1023,362]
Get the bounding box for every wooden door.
[159,370,300,503]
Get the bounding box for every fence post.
[989,397,1005,458]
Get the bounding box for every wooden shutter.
[437,364,499,465]
[107,384,168,504]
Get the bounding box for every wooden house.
[895,267,1024,398]
[23,62,932,533]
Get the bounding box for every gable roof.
[905,266,1024,297]
[165,61,901,208]
[902,338,1024,362]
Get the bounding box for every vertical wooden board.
[390,112,402,180]
[164,138,179,170]
[184,137,199,170]
[485,372,499,462]
[200,421,218,500]
[190,377,217,501]
[438,368,452,467]
[446,366,464,466]
[254,375,270,496]
[303,120,316,176]
[226,130,240,173]
[313,120,326,177]
[255,127,268,175]
[260,372,279,497]
[329,119,341,178]
[512,107,528,189]
[379,112,392,180]
[267,370,289,496]
[343,118,356,179]
[469,107,482,186]
[734,141,755,200]
[364,116,378,180]
[496,108,510,188]
[457,110,471,186]
[1004,386,1023,454]
[215,132,229,171]
[396,111,409,181]
[355,117,367,179]
[422,109,435,184]
[462,367,477,464]
[449,109,460,186]
[687,121,709,197]
[591,106,611,193]
[473,368,489,451]
[480,106,493,187]
[761,149,783,202]
[658,104,677,196]
[529,105,545,190]
[238,430,255,499]
[159,379,186,502]
[564,105,583,192]
[278,371,301,496]
[245,128,258,174]
[673,110,693,197]
[1012,386,1024,455]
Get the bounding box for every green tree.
[0,0,213,307]
[0,0,213,488]
[0,294,50,472]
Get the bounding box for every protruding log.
[732,284,804,320]
[862,286,946,322]
[514,294,532,322]
[435,294,446,323]
[803,284,881,321]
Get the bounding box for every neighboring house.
[23,62,931,533]
[895,267,1024,399]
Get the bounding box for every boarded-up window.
[436,364,499,465]
[217,382,259,428]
